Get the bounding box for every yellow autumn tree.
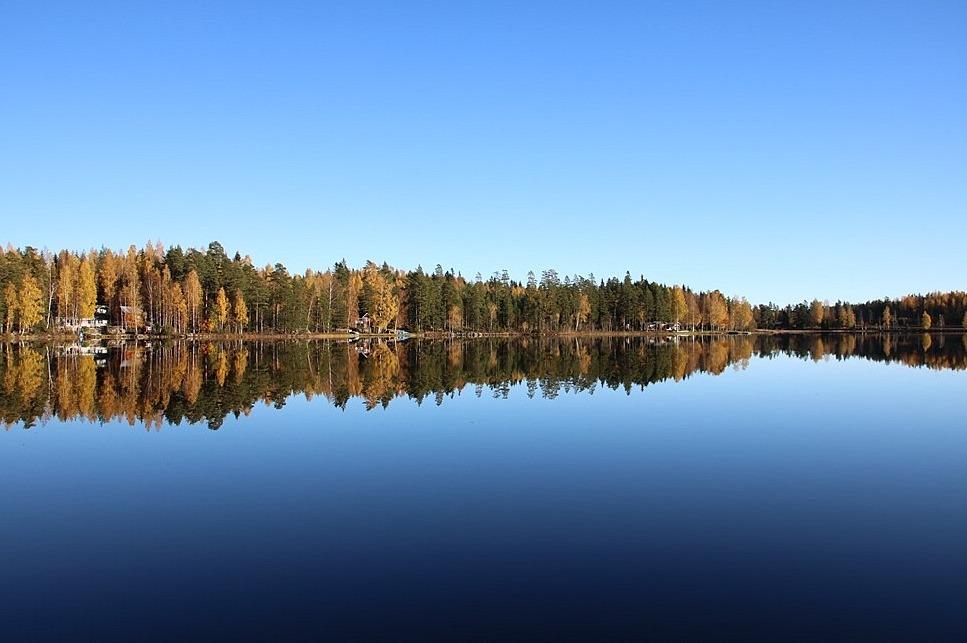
[921,311,932,330]
[232,289,249,334]
[3,283,18,334]
[730,297,755,331]
[685,291,701,330]
[705,291,729,330]
[98,250,120,323]
[213,287,229,331]
[57,252,76,325]
[184,270,202,332]
[171,283,188,333]
[76,255,97,322]
[671,286,687,324]
[809,299,825,327]
[18,276,44,333]
[363,263,399,333]
[838,304,856,329]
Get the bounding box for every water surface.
[2,334,966,640]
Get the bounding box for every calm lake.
[2,334,966,641]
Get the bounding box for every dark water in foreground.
[2,334,966,641]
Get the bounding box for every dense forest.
[2,334,963,429]
[0,242,964,335]
[754,292,967,331]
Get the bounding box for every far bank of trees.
[0,242,755,335]
[754,292,967,331]
[0,241,962,336]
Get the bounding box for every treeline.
[3,333,965,429]
[754,292,967,331]
[0,241,756,335]
[2,242,963,336]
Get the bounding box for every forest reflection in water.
[1,333,964,430]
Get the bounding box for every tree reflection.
[1,333,965,430]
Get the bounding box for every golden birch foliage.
[57,252,75,321]
[122,246,140,312]
[3,283,18,332]
[232,290,248,332]
[363,264,398,332]
[171,283,188,332]
[99,250,119,312]
[706,292,729,330]
[838,305,856,328]
[809,299,825,327]
[921,311,932,330]
[76,256,97,320]
[731,297,755,330]
[685,292,701,328]
[671,287,687,323]
[213,287,229,330]
[185,270,202,331]
[18,276,44,332]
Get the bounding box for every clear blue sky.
[1,1,964,305]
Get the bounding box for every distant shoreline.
[1,328,963,343]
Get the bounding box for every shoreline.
[1,327,963,343]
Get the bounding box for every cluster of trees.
[3,242,963,336]
[0,242,756,335]
[754,292,967,331]
[4,333,964,429]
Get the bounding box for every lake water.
[2,334,966,641]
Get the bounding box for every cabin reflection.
[1,334,965,430]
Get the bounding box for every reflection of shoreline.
[2,334,965,430]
